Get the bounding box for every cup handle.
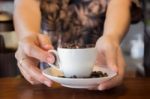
[48,50,60,70]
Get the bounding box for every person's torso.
[40,0,109,47]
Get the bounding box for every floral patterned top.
[40,0,109,48]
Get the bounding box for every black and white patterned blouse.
[40,0,109,47]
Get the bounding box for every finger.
[20,58,52,87]
[15,46,26,61]
[38,34,53,50]
[98,74,123,90]
[117,48,126,69]
[116,48,125,77]
[16,44,53,86]
[18,63,41,85]
[105,46,118,72]
[98,68,123,90]
[22,42,55,63]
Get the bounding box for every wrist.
[18,31,39,41]
[102,33,122,44]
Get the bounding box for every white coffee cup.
[48,48,97,78]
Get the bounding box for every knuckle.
[28,77,40,85]
[20,40,32,56]
[45,36,50,42]
[38,75,45,82]
[25,44,33,56]
[27,76,34,83]
[15,51,19,60]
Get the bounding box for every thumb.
[38,34,53,50]
[105,48,118,72]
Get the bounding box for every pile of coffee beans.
[59,71,108,78]
[90,71,108,78]
[59,42,95,49]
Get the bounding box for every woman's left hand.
[95,35,126,90]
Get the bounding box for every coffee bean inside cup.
[59,42,95,49]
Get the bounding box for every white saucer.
[42,66,117,89]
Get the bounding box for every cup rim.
[57,47,96,50]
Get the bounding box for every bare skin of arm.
[14,0,41,39]
[103,0,131,43]
[96,0,131,90]
[14,0,54,87]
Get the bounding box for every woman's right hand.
[15,34,55,87]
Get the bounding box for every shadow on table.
[0,53,20,77]
[23,84,127,99]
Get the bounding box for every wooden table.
[0,77,150,99]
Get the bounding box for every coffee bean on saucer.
[70,75,77,78]
[58,76,65,78]
[58,75,77,78]
[58,71,108,78]
[90,71,108,78]
[103,73,108,77]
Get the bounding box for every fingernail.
[111,65,117,72]
[44,81,51,87]
[98,85,105,91]
[45,44,53,49]
[113,66,118,72]
[47,57,55,63]
[44,44,50,48]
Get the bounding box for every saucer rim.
[42,66,117,80]
[42,66,117,89]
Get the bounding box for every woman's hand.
[95,35,126,90]
[15,34,55,87]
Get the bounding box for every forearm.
[103,0,131,44]
[14,0,41,40]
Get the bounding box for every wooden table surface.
[0,77,150,99]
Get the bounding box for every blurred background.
[0,0,147,78]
